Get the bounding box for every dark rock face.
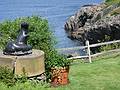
[64,4,120,44]
[64,4,104,41]
[85,15,120,44]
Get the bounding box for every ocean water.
[0,0,102,49]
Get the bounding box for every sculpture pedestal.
[0,49,45,77]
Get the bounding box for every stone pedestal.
[0,49,45,77]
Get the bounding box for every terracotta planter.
[51,66,69,86]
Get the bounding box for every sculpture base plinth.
[0,49,45,77]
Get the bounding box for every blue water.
[0,0,102,48]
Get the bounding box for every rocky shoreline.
[64,2,120,47]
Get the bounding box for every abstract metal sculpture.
[3,22,32,55]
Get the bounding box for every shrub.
[0,16,54,50]
[0,66,15,86]
[99,35,120,52]
[100,42,120,51]
[0,66,29,87]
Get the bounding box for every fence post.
[86,40,92,63]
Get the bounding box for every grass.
[55,52,120,90]
[105,0,120,5]
[1,52,120,90]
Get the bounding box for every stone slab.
[0,49,45,77]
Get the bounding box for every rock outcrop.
[64,4,104,41]
[64,3,120,46]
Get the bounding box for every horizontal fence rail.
[89,40,120,48]
[57,39,120,63]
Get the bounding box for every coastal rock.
[64,3,120,45]
[64,4,104,40]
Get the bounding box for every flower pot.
[51,66,69,86]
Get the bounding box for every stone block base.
[0,49,45,77]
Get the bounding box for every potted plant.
[46,50,71,86]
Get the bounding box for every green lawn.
[1,52,120,90]
[55,52,120,90]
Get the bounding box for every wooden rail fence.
[57,40,120,63]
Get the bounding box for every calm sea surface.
[0,0,102,49]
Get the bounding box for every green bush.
[0,66,16,86]
[100,42,120,51]
[0,16,54,50]
[99,35,120,51]
[0,16,71,81]
[0,66,29,87]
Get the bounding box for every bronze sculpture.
[3,22,32,55]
